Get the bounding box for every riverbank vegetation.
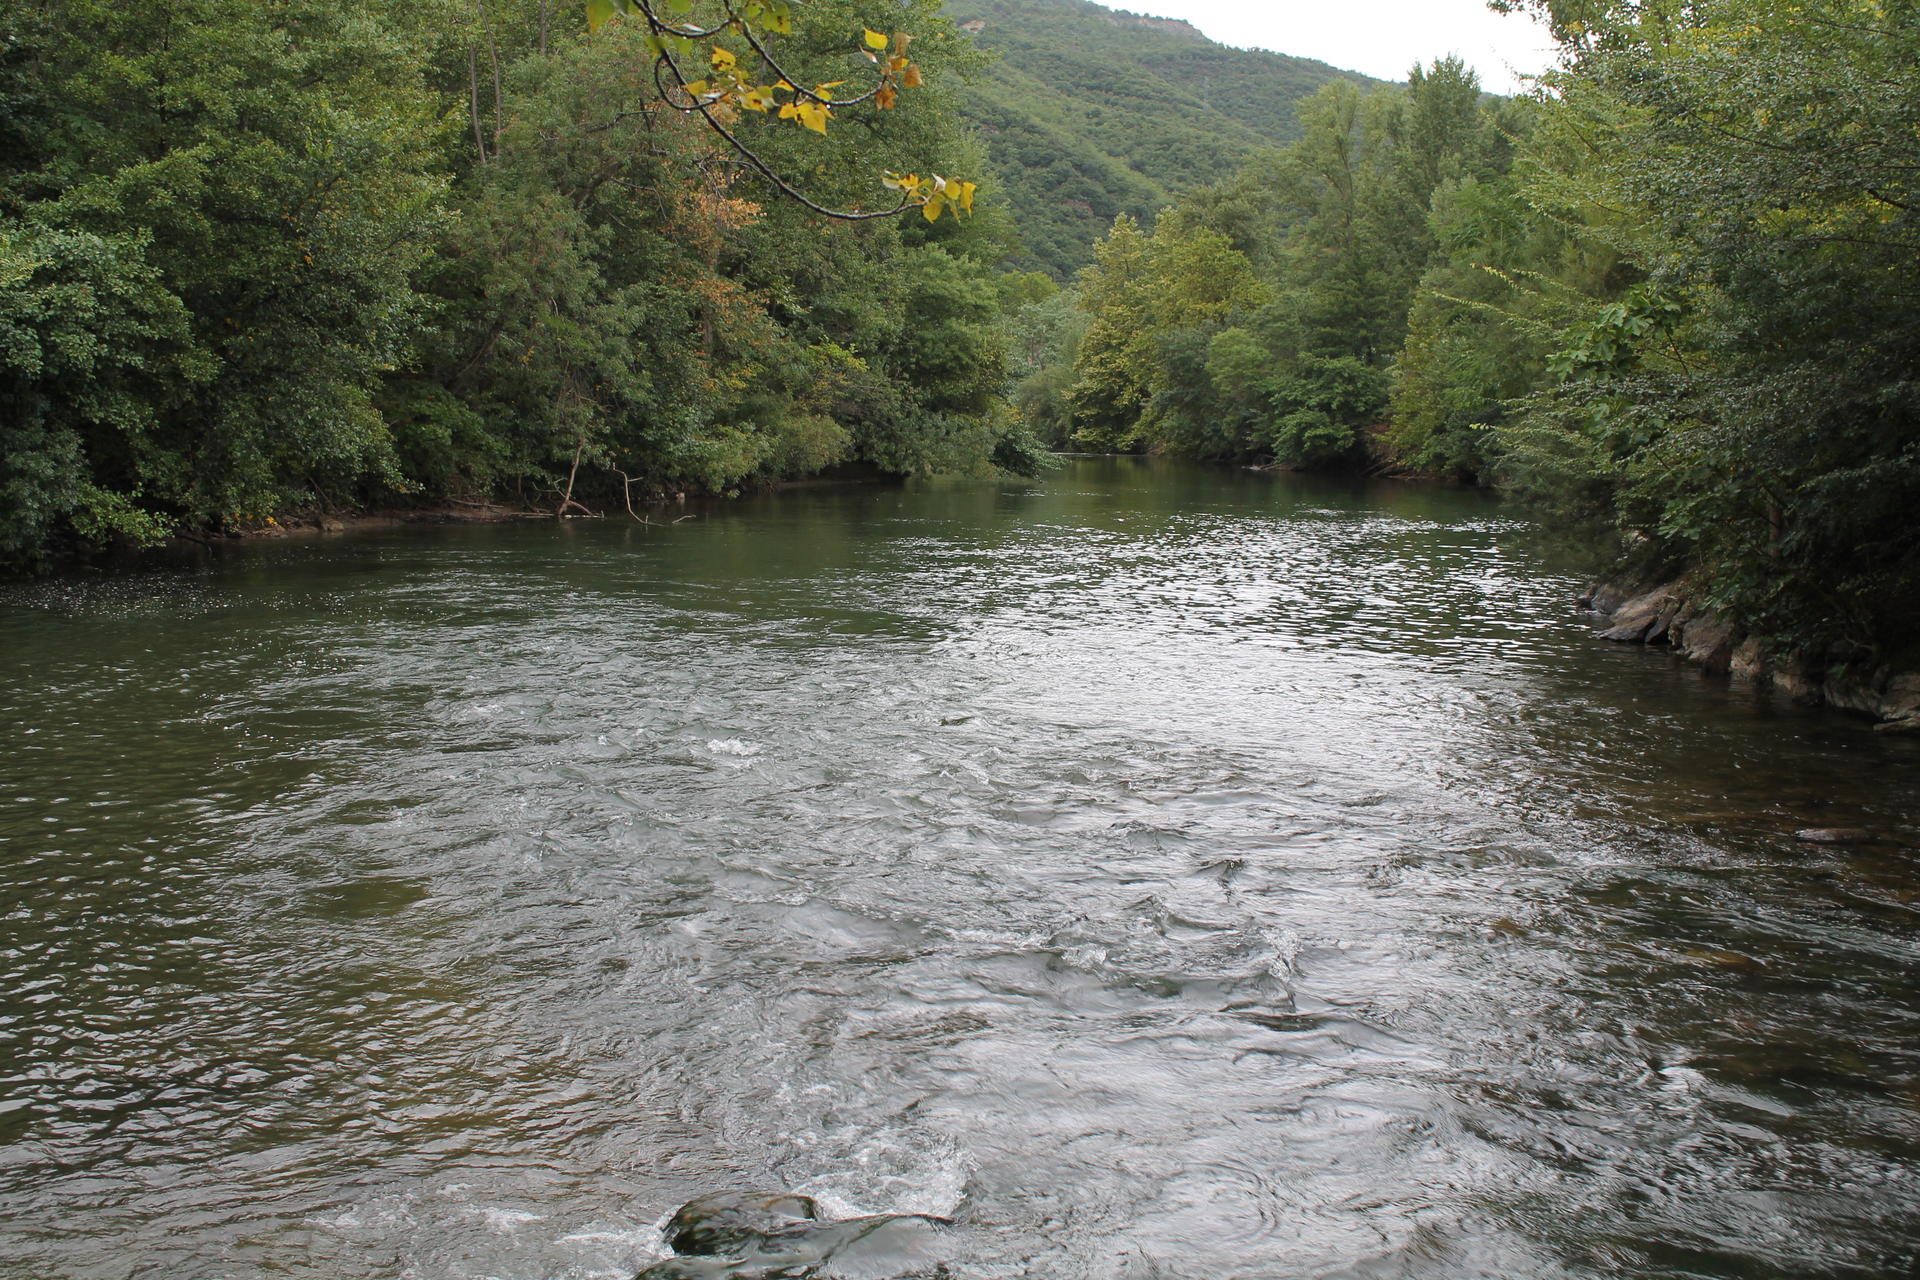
[6,0,1914,669]
[0,0,1041,569]
[1009,0,1917,662]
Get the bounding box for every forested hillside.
[0,0,1043,570]
[944,0,1384,276]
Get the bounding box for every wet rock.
[1596,584,1682,643]
[1793,828,1878,844]
[1730,637,1768,679]
[1884,673,1920,718]
[1580,582,1637,616]
[1823,673,1890,717]
[1671,615,1734,672]
[665,1192,822,1257]
[1771,659,1823,705]
[638,1191,951,1280]
[1583,577,1920,725]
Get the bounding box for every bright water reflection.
[2,458,1917,1279]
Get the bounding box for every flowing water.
[2,458,1918,1280]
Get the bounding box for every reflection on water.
[1,457,1916,1279]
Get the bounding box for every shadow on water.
[1,458,1916,1279]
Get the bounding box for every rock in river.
[1793,827,1879,844]
[637,1190,951,1279]
[664,1191,824,1257]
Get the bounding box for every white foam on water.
[796,1130,972,1221]
[470,1206,546,1234]
[553,1221,671,1277]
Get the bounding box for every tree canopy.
[1,0,1041,569]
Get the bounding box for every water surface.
[2,458,1917,1279]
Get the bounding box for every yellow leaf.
[710,47,737,70]
[794,101,831,134]
[922,194,945,222]
[863,28,888,50]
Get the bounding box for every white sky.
[1120,1,1558,94]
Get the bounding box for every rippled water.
[3,458,1918,1280]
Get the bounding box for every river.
[2,458,1917,1279]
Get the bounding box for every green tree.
[1487,0,1920,656]
[0,0,448,564]
[1067,213,1154,449]
[1,0,1028,565]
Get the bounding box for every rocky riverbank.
[1582,580,1920,732]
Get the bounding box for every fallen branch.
[610,465,699,525]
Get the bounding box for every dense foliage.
[1017,0,1918,660]
[1032,58,1517,469]
[0,0,1038,568]
[1490,0,1920,660]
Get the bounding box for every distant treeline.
[0,0,1044,569]
[1008,0,1918,660]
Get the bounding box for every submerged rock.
[1793,827,1879,844]
[637,1190,952,1280]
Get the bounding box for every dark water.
[2,458,1918,1280]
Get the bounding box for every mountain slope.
[946,0,1387,275]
